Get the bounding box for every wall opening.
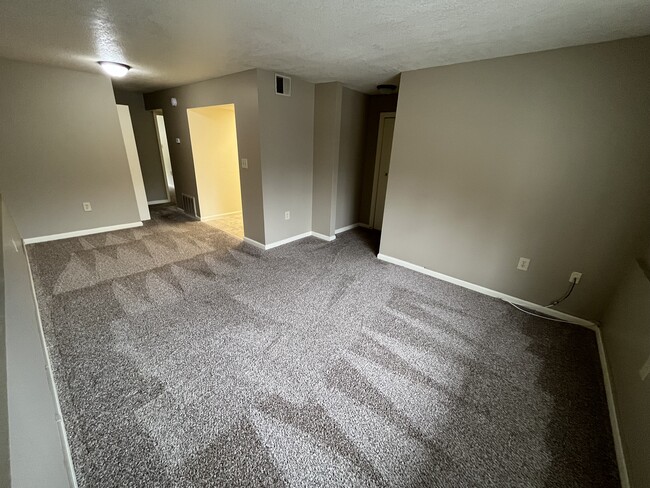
[187,104,245,239]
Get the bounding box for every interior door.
[372,116,395,230]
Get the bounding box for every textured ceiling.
[1,0,649,93]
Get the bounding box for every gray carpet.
[28,207,619,487]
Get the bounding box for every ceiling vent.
[275,74,291,97]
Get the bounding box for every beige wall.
[144,70,265,243]
[312,83,342,237]
[336,87,368,229]
[359,94,398,225]
[380,36,650,320]
[113,89,168,203]
[602,247,650,488]
[257,70,315,244]
[187,105,242,219]
[0,58,141,239]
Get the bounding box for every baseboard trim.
[23,221,143,245]
[201,211,241,222]
[242,237,266,250]
[335,223,360,234]
[265,232,313,250]
[376,252,596,329]
[594,329,630,488]
[147,199,170,205]
[358,223,371,229]
[23,245,78,487]
[312,231,336,242]
[243,231,335,251]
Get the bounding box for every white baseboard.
[243,231,334,251]
[335,223,360,234]
[265,232,313,250]
[23,221,143,245]
[376,252,596,328]
[595,329,630,488]
[243,237,266,250]
[200,211,241,222]
[358,223,371,229]
[312,231,336,242]
[147,199,170,205]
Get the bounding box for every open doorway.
[153,110,176,204]
[369,112,396,230]
[186,104,244,239]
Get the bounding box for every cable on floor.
[503,300,573,323]
[546,278,577,308]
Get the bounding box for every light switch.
[241,158,248,169]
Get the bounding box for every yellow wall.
[187,104,242,219]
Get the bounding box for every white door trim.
[369,112,396,229]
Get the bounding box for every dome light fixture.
[98,61,131,78]
[377,84,398,95]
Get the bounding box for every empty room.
[0,1,649,487]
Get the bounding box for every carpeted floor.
[27,207,619,487]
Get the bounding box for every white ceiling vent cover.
[275,74,291,96]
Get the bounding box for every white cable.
[504,300,573,323]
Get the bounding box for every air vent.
[275,74,291,96]
[180,193,197,218]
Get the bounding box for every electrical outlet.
[517,257,530,271]
[241,158,248,169]
[284,211,290,220]
[83,202,92,212]
[569,272,582,284]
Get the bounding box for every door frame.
[369,112,396,229]
[152,110,172,204]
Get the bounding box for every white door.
[154,113,176,203]
[116,104,150,221]
[372,115,395,230]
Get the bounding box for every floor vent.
[180,193,197,218]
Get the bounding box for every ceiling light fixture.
[377,84,397,95]
[98,61,131,78]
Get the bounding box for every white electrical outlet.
[517,257,530,271]
[284,211,290,220]
[241,158,248,169]
[569,272,582,284]
[83,202,92,212]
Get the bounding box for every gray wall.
[113,88,168,203]
[144,70,266,244]
[0,58,141,239]
[1,196,72,487]
[380,36,650,320]
[602,246,650,488]
[359,94,398,225]
[312,83,342,237]
[257,71,315,244]
[335,87,368,229]
[0,201,8,487]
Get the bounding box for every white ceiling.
[1,0,649,93]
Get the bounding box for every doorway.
[369,112,396,230]
[153,111,176,204]
[186,104,244,239]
